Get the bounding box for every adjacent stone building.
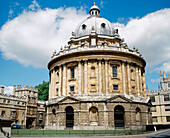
[46,3,152,130]
[0,85,46,129]
[147,72,170,125]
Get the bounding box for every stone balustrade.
[51,44,142,60]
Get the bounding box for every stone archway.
[65,106,74,128]
[89,106,98,125]
[114,105,124,127]
[136,107,141,125]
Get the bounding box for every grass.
[11,129,146,135]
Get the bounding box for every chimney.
[0,86,5,94]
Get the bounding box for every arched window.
[91,66,95,77]
[136,107,141,125]
[56,72,59,82]
[65,106,74,128]
[52,109,56,126]
[114,105,124,127]
[82,24,86,30]
[89,107,98,125]
[101,23,106,28]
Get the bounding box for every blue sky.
[0,0,170,94]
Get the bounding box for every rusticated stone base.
[45,95,152,130]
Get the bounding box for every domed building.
[46,3,152,130]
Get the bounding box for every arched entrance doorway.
[114,105,124,127]
[65,106,74,128]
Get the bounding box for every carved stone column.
[127,63,131,94]
[98,59,102,94]
[139,68,142,96]
[58,66,62,97]
[78,60,82,95]
[48,71,52,99]
[122,62,126,95]
[50,69,55,99]
[84,60,88,94]
[105,59,109,94]
[136,67,140,96]
[143,72,146,97]
[62,64,66,96]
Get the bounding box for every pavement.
[11,129,170,138]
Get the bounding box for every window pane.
[151,106,156,112]
[71,68,75,78]
[152,117,157,122]
[70,86,74,92]
[165,105,170,111]
[112,67,117,77]
[167,116,170,122]
[113,85,118,91]
[150,96,155,102]
[164,95,170,101]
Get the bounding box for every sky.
[0,0,170,95]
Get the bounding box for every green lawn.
[11,129,146,135]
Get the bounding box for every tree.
[35,81,49,101]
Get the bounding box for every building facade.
[0,85,46,129]
[147,72,170,125]
[46,3,152,130]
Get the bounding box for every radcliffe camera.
[0,1,170,138]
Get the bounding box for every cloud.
[28,0,40,11]
[100,1,104,8]
[4,86,13,95]
[0,1,87,68]
[150,78,160,83]
[1,1,170,72]
[113,8,170,72]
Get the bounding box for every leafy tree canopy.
[35,81,49,101]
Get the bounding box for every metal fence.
[11,129,146,136]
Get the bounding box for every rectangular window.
[91,84,96,91]
[113,85,118,91]
[164,95,170,101]
[150,96,155,102]
[166,116,170,122]
[168,83,170,87]
[70,86,74,92]
[151,106,156,112]
[112,67,117,77]
[71,68,75,79]
[165,105,170,111]
[152,117,157,122]
[1,111,5,116]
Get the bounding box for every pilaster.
[98,59,102,94]
[59,66,62,97]
[105,59,109,94]
[127,63,131,95]
[78,60,82,95]
[122,62,126,95]
[84,59,88,94]
[62,64,66,96]
[136,67,140,96]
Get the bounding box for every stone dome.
[74,3,114,38]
